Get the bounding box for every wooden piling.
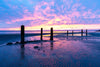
[41,28,43,40]
[67,30,68,36]
[50,27,53,40]
[81,29,83,36]
[86,29,88,36]
[21,25,24,44]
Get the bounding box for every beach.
[0,30,100,67]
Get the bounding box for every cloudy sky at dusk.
[0,0,100,30]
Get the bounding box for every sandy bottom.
[0,34,100,67]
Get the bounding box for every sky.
[0,0,100,30]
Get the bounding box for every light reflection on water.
[17,35,100,67]
[0,32,100,67]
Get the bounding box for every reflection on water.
[20,44,25,59]
[0,32,100,67]
[23,35,100,67]
[50,41,53,50]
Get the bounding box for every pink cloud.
[6,22,11,24]
[5,0,100,28]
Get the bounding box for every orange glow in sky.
[0,24,100,30]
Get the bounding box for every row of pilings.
[21,25,88,44]
[67,29,88,36]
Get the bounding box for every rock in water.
[7,42,13,45]
[15,42,20,44]
[34,46,39,49]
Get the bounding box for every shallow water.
[0,32,100,67]
[0,30,98,45]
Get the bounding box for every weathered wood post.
[21,25,25,44]
[50,27,53,40]
[72,30,74,36]
[86,29,88,36]
[41,28,43,40]
[67,30,68,36]
[81,29,83,36]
